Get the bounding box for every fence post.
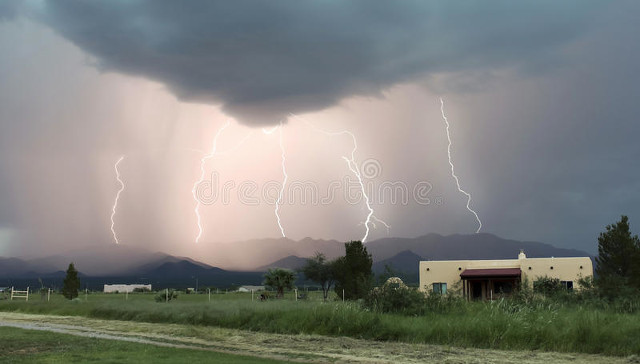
[295,289,298,302]
[251,289,254,302]
[10,287,13,300]
[26,287,29,302]
[208,288,211,302]
[165,288,168,302]
[342,289,344,302]
[47,288,51,302]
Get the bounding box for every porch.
[460,268,521,300]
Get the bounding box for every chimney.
[518,249,526,260]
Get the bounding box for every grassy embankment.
[1,291,640,356]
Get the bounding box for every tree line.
[263,240,374,301]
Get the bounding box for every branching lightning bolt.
[439,97,482,233]
[299,116,388,242]
[371,216,391,235]
[110,155,125,245]
[192,120,231,243]
[263,123,288,237]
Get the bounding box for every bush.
[533,276,563,296]
[154,289,179,303]
[364,277,426,315]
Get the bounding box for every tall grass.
[2,292,640,356]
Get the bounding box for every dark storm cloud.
[30,0,599,125]
[0,0,23,21]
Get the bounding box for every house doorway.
[471,281,483,300]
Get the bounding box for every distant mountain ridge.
[364,233,590,262]
[256,255,308,271]
[1,233,592,280]
[372,250,424,273]
[201,237,344,271]
[216,233,591,270]
[242,233,592,285]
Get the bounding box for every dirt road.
[0,312,634,363]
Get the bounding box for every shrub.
[154,289,179,303]
[533,276,563,296]
[364,277,426,315]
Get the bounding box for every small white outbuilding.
[103,284,152,293]
[238,285,265,292]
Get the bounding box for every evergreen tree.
[334,240,373,300]
[62,263,80,300]
[595,215,640,291]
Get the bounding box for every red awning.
[460,268,521,279]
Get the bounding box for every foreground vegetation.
[5,311,628,364]
[0,326,288,363]
[3,216,639,358]
[2,290,640,356]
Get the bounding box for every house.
[103,284,152,293]
[238,285,265,292]
[419,250,592,300]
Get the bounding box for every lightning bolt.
[371,216,391,235]
[439,97,482,233]
[110,155,125,244]
[192,120,231,243]
[263,123,288,237]
[261,125,279,135]
[299,116,388,242]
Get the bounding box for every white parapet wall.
[103,284,152,293]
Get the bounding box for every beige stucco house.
[419,251,592,300]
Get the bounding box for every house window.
[433,283,447,294]
[494,281,513,294]
[561,281,574,291]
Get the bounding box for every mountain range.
[0,233,592,288]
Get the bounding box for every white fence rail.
[10,287,29,301]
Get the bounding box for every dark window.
[561,281,574,291]
[494,281,513,294]
[433,282,447,294]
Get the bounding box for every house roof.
[460,268,521,278]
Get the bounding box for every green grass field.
[2,290,640,356]
[0,326,290,363]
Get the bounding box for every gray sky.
[0,1,638,260]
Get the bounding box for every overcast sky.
[0,1,638,259]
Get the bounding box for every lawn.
[0,326,291,363]
[2,291,640,356]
